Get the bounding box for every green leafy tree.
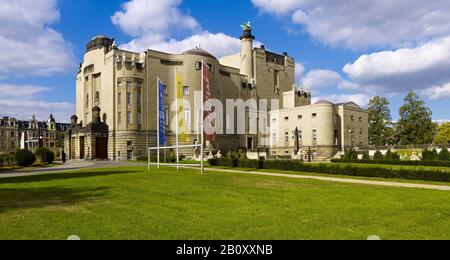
[396,91,436,145]
[435,122,450,144]
[373,150,384,161]
[362,151,370,160]
[384,149,393,160]
[368,96,394,146]
[438,148,450,161]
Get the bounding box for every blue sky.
[1,0,450,123]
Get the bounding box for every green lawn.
[1,166,450,240]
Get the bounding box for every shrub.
[331,159,450,168]
[15,149,36,167]
[211,158,450,183]
[362,151,370,160]
[344,149,358,161]
[34,148,55,164]
[373,150,384,161]
[422,149,439,161]
[384,149,400,161]
[438,148,450,161]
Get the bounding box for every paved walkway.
[2,161,450,191]
[207,168,450,191]
[0,161,144,178]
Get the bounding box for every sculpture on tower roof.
[240,21,252,31]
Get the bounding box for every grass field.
[1,166,450,240]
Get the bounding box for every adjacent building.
[0,115,69,157]
[68,24,368,161]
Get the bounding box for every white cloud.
[312,93,371,108]
[300,69,356,90]
[0,0,75,77]
[252,0,450,49]
[113,0,249,58]
[422,83,450,100]
[344,37,450,96]
[0,84,74,122]
[121,32,243,59]
[295,62,305,83]
[112,0,199,40]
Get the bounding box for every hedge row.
[208,158,450,182]
[331,159,450,168]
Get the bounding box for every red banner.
[203,62,215,143]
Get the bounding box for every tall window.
[273,133,277,144]
[274,70,280,92]
[184,109,191,127]
[118,92,122,106]
[284,132,289,143]
[86,94,89,108]
[137,91,142,106]
[137,112,142,125]
[312,129,318,144]
[164,110,169,126]
[118,112,122,127]
[126,81,132,88]
[183,86,190,96]
[298,130,302,143]
[127,92,132,105]
[127,112,132,124]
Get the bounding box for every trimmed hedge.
[208,158,450,183]
[331,159,450,168]
[15,149,36,167]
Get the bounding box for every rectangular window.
[127,92,132,105]
[126,81,132,88]
[10,131,14,138]
[274,70,280,92]
[137,112,142,125]
[118,112,122,126]
[165,110,169,126]
[359,117,363,122]
[184,109,191,127]
[273,133,277,144]
[137,82,143,89]
[183,86,190,96]
[137,91,142,106]
[284,117,289,121]
[298,115,302,120]
[285,132,289,143]
[118,92,122,106]
[298,131,302,142]
[312,113,317,118]
[163,85,168,95]
[351,115,355,121]
[312,129,318,144]
[127,112,132,124]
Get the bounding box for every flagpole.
[200,60,205,175]
[156,77,160,170]
[175,69,180,171]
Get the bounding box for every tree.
[435,122,450,145]
[373,150,384,161]
[368,96,394,146]
[438,148,450,161]
[396,91,436,145]
[34,148,55,164]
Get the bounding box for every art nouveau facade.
[69,25,368,161]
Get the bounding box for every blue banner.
[158,79,166,145]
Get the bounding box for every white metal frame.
[147,144,204,174]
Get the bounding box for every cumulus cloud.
[422,83,450,100]
[300,69,357,91]
[295,62,305,83]
[252,0,450,49]
[0,84,74,122]
[344,36,450,96]
[0,0,75,77]
[113,0,247,58]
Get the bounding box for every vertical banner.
[176,71,189,142]
[203,61,215,143]
[158,79,166,145]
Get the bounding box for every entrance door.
[79,136,85,160]
[127,150,133,160]
[96,137,108,159]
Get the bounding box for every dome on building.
[86,35,114,53]
[92,106,101,112]
[314,100,334,106]
[182,48,217,60]
[71,115,78,120]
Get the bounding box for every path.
[207,168,450,191]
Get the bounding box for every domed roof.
[314,100,334,106]
[92,106,101,112]
[182,48,216,60]
[71,114,78,120]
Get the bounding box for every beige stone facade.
[70,25,368,161]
